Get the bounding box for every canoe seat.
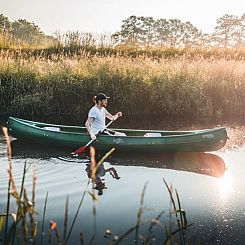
[114,132,127,136]
[43,126,61,132]
[144,133,161,137]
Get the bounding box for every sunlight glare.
[216,171,233,200]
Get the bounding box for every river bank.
[1,48,245,124]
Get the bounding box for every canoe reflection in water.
[10,140,225,178]
[110,152,226,178]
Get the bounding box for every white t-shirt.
[88,106,108,134]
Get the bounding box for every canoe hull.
[7,117,228,153]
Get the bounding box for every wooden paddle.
[71,115,120,155]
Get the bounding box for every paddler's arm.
[106,111,123,121]
[85,117,97,140]
[106,167,121,179]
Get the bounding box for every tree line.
[0,14,56,46]
[1,13,245,49]
[112,14,245,48]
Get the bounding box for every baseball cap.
[95,93,110,102]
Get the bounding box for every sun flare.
[217,171,233,200]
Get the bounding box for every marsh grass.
[1,127,191,244]
[108,179,191,245]
[163,178,192,244]
[11,161,27,244]
[1,43,245,125]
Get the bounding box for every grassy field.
[1,44,245,127]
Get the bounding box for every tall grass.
[1,42,245,126]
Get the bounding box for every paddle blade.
[74,145,87,154]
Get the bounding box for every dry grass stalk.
[41,191,48,245]
[63,196,69,243]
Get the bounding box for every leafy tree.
[113,13,245,48]
[196,33,213,47]
[138,16,156,47]
[11,19,44,44]
[213,14,240,48]
[112,15,144,45]
[0,14,11,32]
[165,19,184,47]
[181,21,201,47]
[154,18,171,47]
[235,14,245,47]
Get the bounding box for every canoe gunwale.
[7,117,228,152]
[8,117,227,138]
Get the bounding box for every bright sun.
[216,171,233,200]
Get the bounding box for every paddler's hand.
[90,132,97,141]
[115,112,122,118]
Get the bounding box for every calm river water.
[1,125,245,244]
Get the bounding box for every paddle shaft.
[73,115,119,155]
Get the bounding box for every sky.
[1,0,245,35]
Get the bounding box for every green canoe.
[7,117,228,153]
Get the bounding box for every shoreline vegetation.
[1,12,245,127]
[1,45,245,127]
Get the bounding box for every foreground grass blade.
[11,161,27,245]
[65,179,90,243]
[2,127,12,245]
[41,191,49,245]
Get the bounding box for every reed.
[40,191,48,245]
[3,162,11,245]
[63,196,69,243]
[134,182,148,245]
[90,146,97,245]
[144,210,165,244]
[65,179,90,243]
[2,127,13,245]
[11,161,27,245]
[1,46,245,125]
[163,178,193,244]
[110,178,191,244]
[1,127,39,244]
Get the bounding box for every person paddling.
[85,93,122,140]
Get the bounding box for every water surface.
[1,129,245,244]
